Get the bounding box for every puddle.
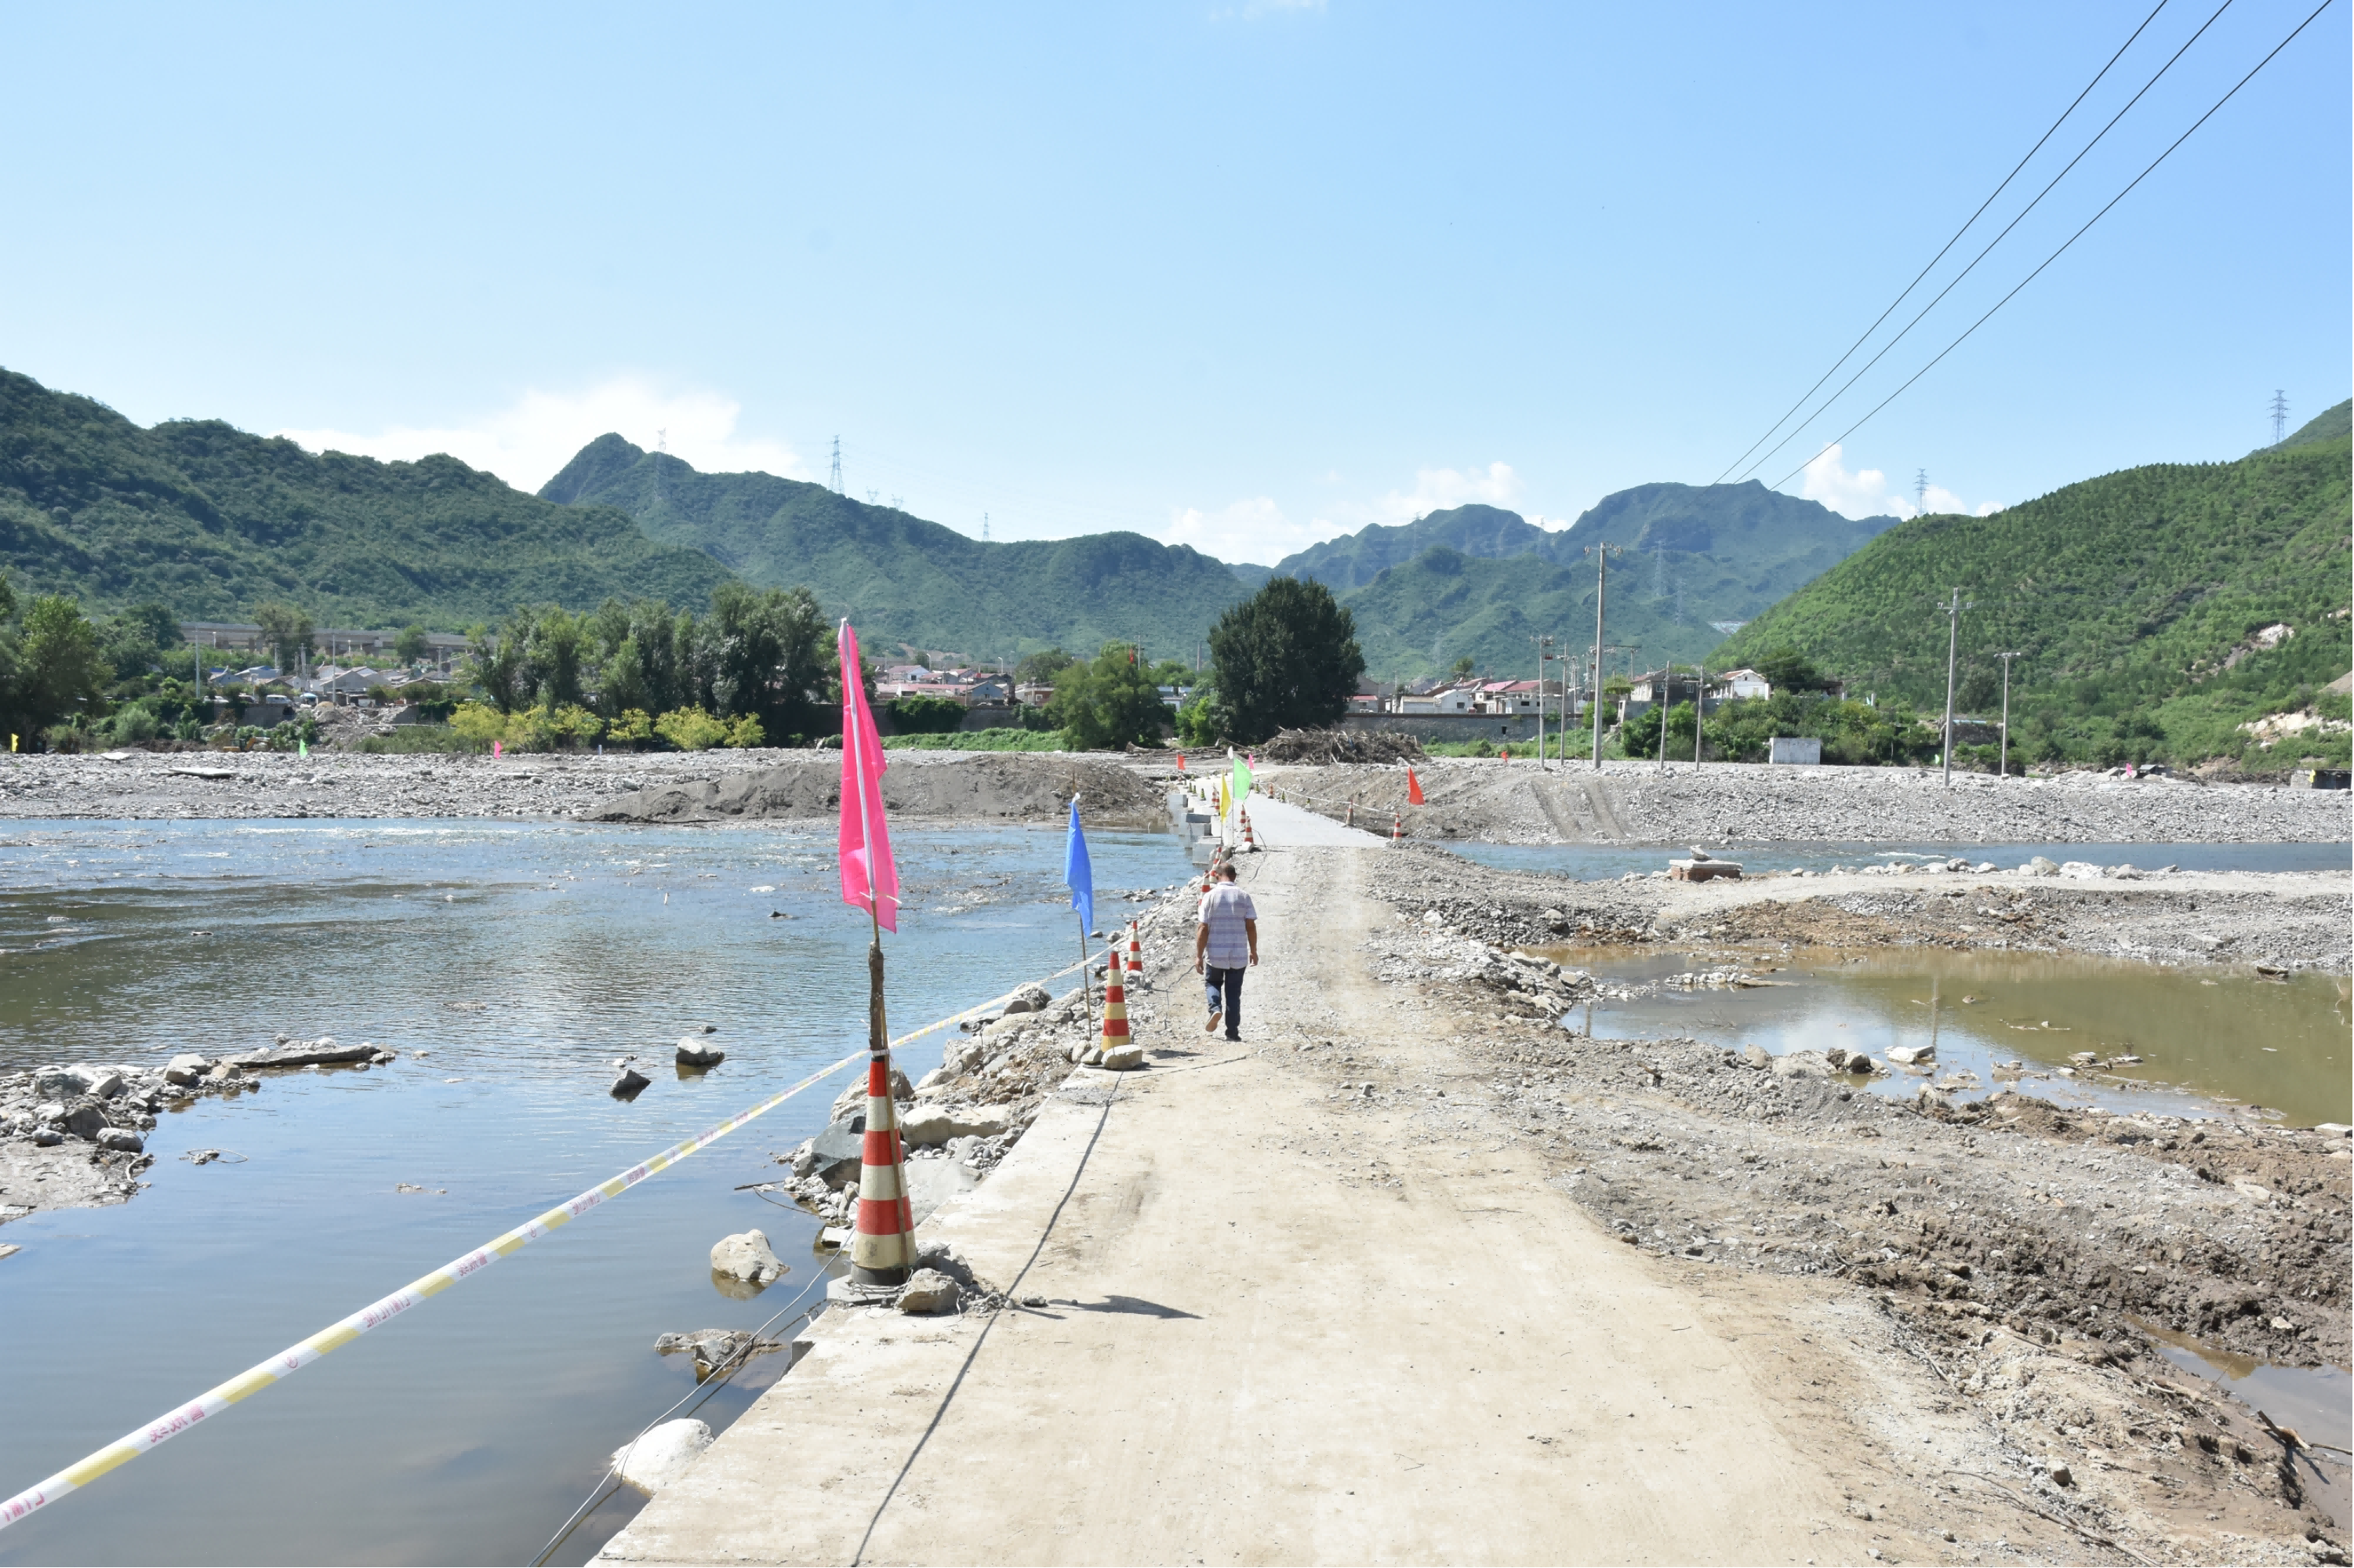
[1451,839,2351,879]
[1528,945,2352,1127]
[0,819,1183,1566]
[2131,1319,2352,1526]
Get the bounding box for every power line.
[1733,0,2240,488]
[1767,0,2335,493]
[1711,0,2175,486]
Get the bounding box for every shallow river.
[0,820,1183,1566]
[1530,946,2352,1127]
[1451,839,2352,878]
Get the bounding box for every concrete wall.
[1340,712,1543,743]
[1767,736,1822,765]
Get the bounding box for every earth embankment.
[1266,757,2350,844]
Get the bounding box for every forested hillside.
[1712,433,2352,768]
[543,434,1251,663]
[0,369,735,628]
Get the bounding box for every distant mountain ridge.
[0,368,732,627]
[543,434,1251,662]
[1277,483,1898,676]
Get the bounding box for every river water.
[1450,840,2353,879]
[0,820,1185,1566]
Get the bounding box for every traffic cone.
[1128,919,1145,986]
[851,1049,915,1287]
[1099,946,1132,1054]
[1391,811,1402,844]
[1176,751,1186,772]
[1241,809,1258,852]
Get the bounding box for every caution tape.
[0,957,1091,1533]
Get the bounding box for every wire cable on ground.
[1731,0,2238,487]
[1765,0,2334,493]
[0,957,1093,1535]
[1711,0,2174,485]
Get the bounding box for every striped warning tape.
[0,956,1092,1533]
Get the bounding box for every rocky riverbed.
[0,749,1177,827]
[1369,844,2353,975]
[0,1037,399,1223]
[1266,757,2352,845]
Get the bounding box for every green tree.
[1014,647,1078,686]
[1755,644,1830,694]
[1449,655,1477,681]
[252,601,315,675]
[1047,641,1169,750]
[885,695,967,735]
[394,626,431,666]
[1206,579,1365,744]
[6,595,111,742]
[707,583,831,742]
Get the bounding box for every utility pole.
[1941,588,1963,785]
[1586,544,1620,769]
[1695,661,1706,769]
[1532,634,1553,771]
[1656,663,1671,773]
[2270,390,2290,445]
[1994,652,2023,779]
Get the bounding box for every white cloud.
[1166,496,1346,564]
[1373,461,1522,524]
[1799,445,2003,521]
[273,377,805,493]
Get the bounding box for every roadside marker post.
[1099,947,1132,1054]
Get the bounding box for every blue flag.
[1063,796,1094,934]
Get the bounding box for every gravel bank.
[1369,844,2352,974]
[0,750,1176,827]
[1266,758,2352,844]
[1346,870,2352,1558]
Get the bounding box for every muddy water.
[1529,946,2352,1127]
[0,819,1184,1566]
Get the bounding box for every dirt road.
[605,845,2142,1566]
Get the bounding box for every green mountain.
[0,368,734,628]
[542,434,1251,663]
[1710,434,2352,766]
[1273,504,1549,592]
[1320,485,1896,679]
[2275,397,2352,450]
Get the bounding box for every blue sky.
[2,2,2345,564]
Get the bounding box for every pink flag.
[837,620,899,931]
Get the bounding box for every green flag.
[1230,751,1252,802]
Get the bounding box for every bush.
[654,706,729,750]
[883,695,966,735]
[356,725,482,754]
[725,713,766,748]
[881,728,1069,752]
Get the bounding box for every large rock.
[34,1064,118,1099]
[899,1105,1014,1147]
[1001,983,1053,1015]
[60,1101,108,1139]
[1100,1044,1146,1071]
[830,1068,914,1122]
[710,1229,788,1287]
[674,1037,725,1068]
[231,1039,377,1070]
[1885,1044,1934,1066]
[1771,1051,1833,1080]
[612,1418,711,1494]
[96,1127,144,1152]
[895,1268,961,1315]
[164,1054,213,1087]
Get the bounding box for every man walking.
[1193,862,1257,1041]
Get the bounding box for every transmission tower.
[2269,390,2290,445]
[829,436,843,493]
[982,512,990,542]
[1915,468,1929,516]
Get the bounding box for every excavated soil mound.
[589,750,1169,828]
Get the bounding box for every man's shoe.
[1204,1010,1222,1034]
[1224,1032,1241,1042]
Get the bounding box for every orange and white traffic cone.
[1391,811,1402,844]
[1099,946,1132,1055]
[850,1049,915,1287]
[1241,809,1257,852]
[1128,919,1145,988]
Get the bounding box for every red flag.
[837,620,899,931]
[1406,768,1425,805]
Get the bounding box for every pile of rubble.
[1258,728,1424,765]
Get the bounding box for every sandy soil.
[603,837,2346,1566]
[1261,758,2352,846]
